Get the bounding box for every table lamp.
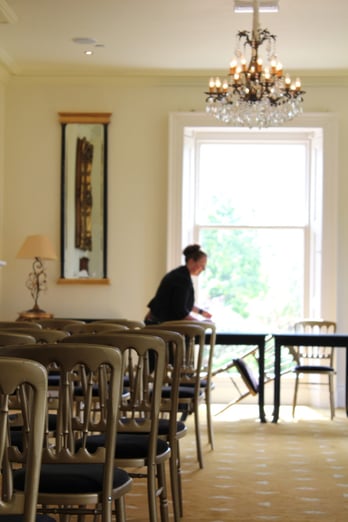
[17,234,57,318]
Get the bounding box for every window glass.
[195,141,308,332]
[197,143,307,227]
[199,227,304,332]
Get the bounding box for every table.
[272,333,348,423]
[209,333,268,423]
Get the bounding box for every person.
[145,244,212,325]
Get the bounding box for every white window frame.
[168,112,338,323]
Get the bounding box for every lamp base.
[17,310,54,321]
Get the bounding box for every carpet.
[126,404,348,521]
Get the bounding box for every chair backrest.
[0,321,42,330]
[0,332,36,345]
[68,322,128,334]
[126,327,184,427]
[60,332,166,456]
[0,343,123,515]
[150,323,206,398]
[292,320,337,366]
[161,320,216,383]
[93,319,145,329]
[0,356,47,522]
[37,319,86,331]
[294,320,336,334]
[1,328,69,343]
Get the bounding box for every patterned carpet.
[127,404,348,521]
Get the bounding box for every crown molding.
[3,67,348,88]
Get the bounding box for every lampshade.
[17,234,57,260]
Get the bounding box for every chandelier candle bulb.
[209,78,216,92]
[230,60,237,74]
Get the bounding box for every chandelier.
[205,0,305,128]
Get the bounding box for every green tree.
[200,203,266,318]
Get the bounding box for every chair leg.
[205,387,214,450]
[176,440,184,517]
[147,463,159,522]
[328,374,335,420]
[292,373,299,417]
[169,440,181,522]
[115,496,127,522]
[157,462,169,522]
[194,402,204,469]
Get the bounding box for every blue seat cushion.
[295,365,334,373]
[76,433,169,459]
[13,463,129,494]
[233,358,259,395]
[157,418,187,436]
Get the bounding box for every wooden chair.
[153,322,208,469]
[0,332,36,345]
[292,320,337,419]
[0,321,42,329]
[128,327,186,521]
[61,332,171,522]
[0,343,132,522]
[162,320,216,450]
[93,319,145,329]
[0,328,69,343]
[68,321,128,334]
[0,356,53,522]
[37,318,85,331]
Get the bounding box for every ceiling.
[0,0,347,77]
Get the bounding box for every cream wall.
[0,73,348,327]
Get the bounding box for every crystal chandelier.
[205,0,305,128]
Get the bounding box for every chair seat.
[13,464,130,494]
[294,365,335,373]
[76,433,170,460]
[233,358,259,395]
[157,418,187,436]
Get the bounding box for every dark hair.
[183,244,207,263]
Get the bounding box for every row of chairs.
[1,316,334,521]
[0,344,131,522]
[0,318,217,522]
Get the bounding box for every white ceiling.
[0,0,347,76]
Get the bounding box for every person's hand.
[201,310,212,320]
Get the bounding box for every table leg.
[258,341,267,423]
[272,342,281,423]
[346,347,348,417]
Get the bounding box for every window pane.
[199,228,304,332]
[197,143,307,226]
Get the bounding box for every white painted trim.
[168,111,339,318]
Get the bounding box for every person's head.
[183,244,207,276]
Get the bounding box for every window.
[197,140,308,332]
[168,113,338,333]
